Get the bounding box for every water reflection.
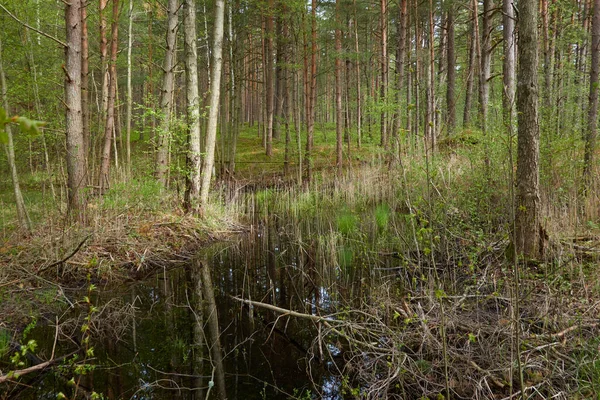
[6,219,370,399]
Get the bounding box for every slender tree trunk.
[200,0,226,206]
[155,0,179,186]
[380,0,388,149]
[503,0,516,123]
[81,3,90,167]
[305,0,317,185]
[99,0,109,134]
[584,0,600,188]
[353,0,362,148]
[126,0,133,174]
[274,3,285,141]
[65,0,87,220]
[427,0,436,148]
[198,261,227,400]
[0,38,31,231]
[463,0,478,127]
[516,0,541,258]
[446,3,456,135]
[335,0,343,174]
[479,0,493,132]
[265,0,275,156]
[99,0,119,191]
[184,0,202,212]
[392,0,408,153]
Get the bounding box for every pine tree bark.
[516,0,541,258]
[200,0,226,206]
[184,0,202,212]
[584,0,600,188]
[81,3,90,167]
[65,0,87,220]
[99,0,119,191]
[0,38,31,231]
[155,0,179,186]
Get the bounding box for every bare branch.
[0,4,67,48]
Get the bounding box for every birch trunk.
[0,38,31,231]
[200,0,226,205]
[184,0,202,212]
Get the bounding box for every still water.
[10,215,382,399]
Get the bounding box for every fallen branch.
[0,351,76,384]
[231,296,330,323]
[39,235,91,273]
[527,322,599,340]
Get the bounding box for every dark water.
[3,216,383,399]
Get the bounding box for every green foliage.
[101,178,164,211]
[374,203,390,233]
[0,107,46,144]
[336,209,357,235]
[0,329,10,358]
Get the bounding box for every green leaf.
[0,129,7,144]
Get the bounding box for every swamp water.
[8,203,398,399]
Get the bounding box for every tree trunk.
[446,3,456,135]
[81,3,90,168]
[516,0,541,258]
[503,0,516,124]
[65,0,87,221]
[304,0,317,186]
[126,0,133,174]
[200,0,226,206]
[392,0,408,153]
[584,0,600,188]
[274,3,285,142]
[479,0,493,132]
[0,38,31,231]
[184,0,202,212]
[353,0,362,148]
[335,0,343,174]
[155,0,179,187]
[427,0,436,148]
[380,0,388,149]
[99,0,109,135]
[265,0,275,157]
[463,0,478,127]
[99,0,119,191]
